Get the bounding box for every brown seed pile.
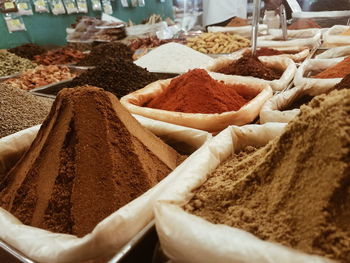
[8,43,46,60]
[186,89,350,262]
[0,84,52,138]
[77,42,133,66]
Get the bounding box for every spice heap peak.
[146,69,255,114]
[0,86,182,237]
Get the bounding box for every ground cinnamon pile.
[255,47,284,56]
[226,17,248,27]
[334,73,350,90]
[0,86,182,237]
[34,47,85,65]
[185,88,350,262]
[313,56,350,79]
[288,18,321,29]
[215,53,282,80]
[146,69,254,114]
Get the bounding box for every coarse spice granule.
[185,88,350,262]
[0,51,37,76]
[0,84,52,138]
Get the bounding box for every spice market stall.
[0,0,350,262]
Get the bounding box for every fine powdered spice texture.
[313,56,350,79]
[185,89,350,262]
[0,84,52,138]
[134,42,214,73]
[334,73,350,90]
[0,86,182,237]
[215,53,282,80]
[146,69,254,114]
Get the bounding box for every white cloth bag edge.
[154,123,335,263]
[293,58,343,93]
[323,25,350,45]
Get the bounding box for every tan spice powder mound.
[185,88,350,262]
[0,86,182,237]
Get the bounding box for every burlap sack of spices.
[207,55,296,91]
[294,58,343,92]
[323,25,350,47]
[154,123,334,263]
[257,28,321,48]
[120,74,273,132]
[0,117,211,263]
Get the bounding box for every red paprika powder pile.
[215,53,282,80]
[313,56,350,79]
[145,69,254,114]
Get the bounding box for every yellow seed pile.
[186,32,250,54]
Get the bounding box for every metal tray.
[0,72,21,82]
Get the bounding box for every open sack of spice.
[257,28,321,48]
[0,86,211,263]
[120,69,273,132]
[323,25,350,47]
[207,24,268,38]
[315,46,350,59]
[294,57,350,92]
[154,88,350,263]
[207,52,296,91]
[260,75,350,123]
[226,45,309,63]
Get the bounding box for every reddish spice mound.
[313,56,350,79]
[146,69,252,114]
[215,53,282,80]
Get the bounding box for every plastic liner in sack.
[315,45,350,59]
[120,74,273,132]
[323,25,350,47]
[294,58,343,93]
[207,24,268,38]
[260,86,304,123]
[207,55,297,91]
[154,123,334,263]
[257,28,321,48]
[0,117,211,263]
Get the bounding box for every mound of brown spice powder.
[185,88,350,262]
[0,86,182,237]
[215,53,282,80]
[313,56,350,79]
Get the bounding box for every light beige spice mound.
[186,89,350,262]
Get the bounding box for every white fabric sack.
[259,86,304,123]
[294,58,343,93]
[207,24,268,38]
[207,55,296,91]
[323,25,350,46]
[257,29,321,48]
[0,119,211,263]
[154,123,334,263]
[126,21,168,36]
[315,45,350,59]
[120,75,273,132]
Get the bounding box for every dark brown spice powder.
[215,53,282,80]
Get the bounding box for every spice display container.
[0,72,21,82]
[208,55,297,91]
[323,25,350,47]
[294,58,344,92]
[314,45,350,59]
[0,112,211,263]
[120,74,273,132]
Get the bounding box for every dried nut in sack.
[186,32,250,54]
